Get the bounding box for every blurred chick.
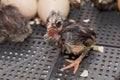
[0,4,32,43]
[59,23,96,74]
[91,0,117,11]
[44,11,96,74]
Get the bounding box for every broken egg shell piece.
[80,70,88,77]
[83,19,90,23]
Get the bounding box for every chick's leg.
[60,46,91,74]
[60,55,83,74]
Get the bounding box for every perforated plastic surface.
[0,25,60,80]
[0,1,120,80]
[49,2,120,80]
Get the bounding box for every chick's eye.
[55,21,62,28]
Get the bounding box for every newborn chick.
[44,11,96,74]
[0,4,32,43]
[59,23,96,74]
[91,0,117,11]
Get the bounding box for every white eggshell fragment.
[83,19,90,23]
[80,70,88,77]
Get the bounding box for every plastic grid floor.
[0,2,120,80]
[50,2,120,80]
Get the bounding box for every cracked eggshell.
[1,0,37,20]
[37,0,70,23]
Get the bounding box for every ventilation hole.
[116,57,119,59]
[93,68,97,71]
[113,71,116,73]
[101,64,105,68]
[117,53,120,55]
[14,75,18,78]
[0,68,3,71]
[100,69,103,72]
[25,67,29,71]
[102,60,105,63]
[103,55,107,58]
[26,77,30,80]
[19,66,23,70]
[33,63,37,67]
[47,60,52,63]
[34,73,38,77]
[98,73,102,76]
[39,78,45,80]
[112,75,115,78]
[2,74,6,77]
[108,61,112,65]
[115,62,118,66]
[20,76,24,79]
[40,74,47,78]
[33,77,37,80]
[96,59,100,61]
[95,63,98,66]
[90,77,94,80]
[30,67,34,71]
[10,69,14,72]
[108,65,111,69]
[109,56,113,58]
[36,68,40,71]
[23,71,27,74]
[106,70,110,73]
[105,74,108,77]
[16,70,20,74]
[45,65,51,69]
[27,63,31,66]
[8,64,12,67]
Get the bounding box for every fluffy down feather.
[0,4,32,43]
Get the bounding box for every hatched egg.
[37,0,70,23]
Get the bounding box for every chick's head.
[44,11,65,45]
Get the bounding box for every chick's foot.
[60,55,82,74]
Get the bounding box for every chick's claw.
[60,57,82,74]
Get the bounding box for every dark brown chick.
[59,23,96,74]
[44,11,96,74]
[91,0,117,11]
[0,4,32,43]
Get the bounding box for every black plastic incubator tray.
[0,2,120,80]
